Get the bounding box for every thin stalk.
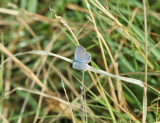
[0,33,4,92]
[0,50,144,87]
[0,32,4,123]
[142,0,148,122]
[81,71,87,123]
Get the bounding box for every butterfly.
[72,46,91,71]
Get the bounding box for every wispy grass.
[142,0,148,122]
[0,0,160,122]
[0,32,4,123]
[0,33,4,92]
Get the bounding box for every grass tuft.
[0,0,160,122]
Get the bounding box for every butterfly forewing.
[75,46,85,61]
[75,46,91,63]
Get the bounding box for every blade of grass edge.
[142,0,148,122]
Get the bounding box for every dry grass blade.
[143,0,148,122]
[88,66,144,87]
[62,79,76,123]
[1,1,160,122]
[0,43,47,89]
[88,71,116,122]
[0,50,144,87]
[85,0,120,112]
[103,90,138,121]
[0,114,9,123]
[49,6,80,46]
[11,87,70,105]
[89,0,153,70]
[0,8,19,16]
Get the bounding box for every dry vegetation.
[0,0,160,123]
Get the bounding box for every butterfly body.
[72,46,91,71]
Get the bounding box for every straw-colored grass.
[0,0,160,123]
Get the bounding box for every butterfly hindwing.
[72,62,82,70]
[72,62,88,71]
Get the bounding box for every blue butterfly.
[72,46,91,71]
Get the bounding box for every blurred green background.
[0,0,160,122]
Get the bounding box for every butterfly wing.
[72,62,83,70]
[75,46,91,63]
[72,62,88,71]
